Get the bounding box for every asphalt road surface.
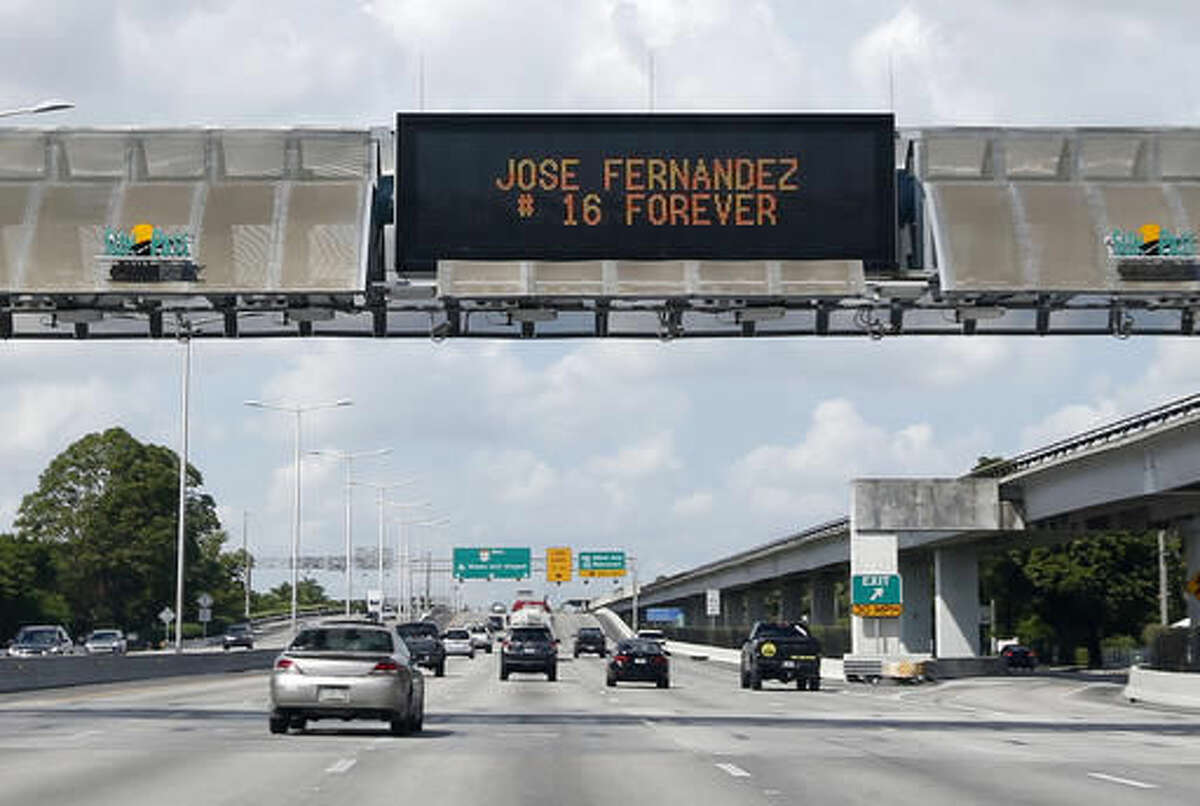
[0,612,1196,806]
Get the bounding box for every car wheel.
[486,646,492,654]
[750,670,762,691]
[547,665,557,682]
[809,677,821,691]
[797,677,806,691]
[500,665,510,681]
[410,704,424,733]
[390,712,412,736]
[606,675,616,687]
[657,677,669,689]
[573,650,580,658]
[269,711,289,734]
[435,662,445,678]
[289,716,307,732]
[469,651,475,660]
[740,669,749,689]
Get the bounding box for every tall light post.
[245,398,353,633]
[242,509,252,619]
[309,448,391,615]
[391,512,447,619]
[352,481,421,604]
[0,99,74,120]
[172,319,193,653]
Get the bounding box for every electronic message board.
[396,114,894,272]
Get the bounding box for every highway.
[0,612,1196,805]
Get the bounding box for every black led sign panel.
[396,113,894,271]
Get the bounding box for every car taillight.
[275,658,297,673]
[371,660,399,675]
[614,654,630,664]
[651,655,667,665]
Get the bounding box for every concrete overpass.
[601,393,1200,660]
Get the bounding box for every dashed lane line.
[715,762,752,778]
[1086,772,1157,790]
[325,758,358,775]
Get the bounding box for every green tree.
[14,427,224,636]
[0,533,70,639]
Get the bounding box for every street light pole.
[173,321,192,653]
[0,99,74,120]
[245,398,353,634]
[243,509,251,619]
[392,513,447,619]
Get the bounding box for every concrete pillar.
[934,544,980,658]
[811,574,836,626]
[1182,517,1200,628]
[780,578,807,623]
[746,587,768,625]
[899,552,932,654]
[850,533,900,656]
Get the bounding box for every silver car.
[269,621,425,736]
[83,629,127,655]
[442,628,475,658]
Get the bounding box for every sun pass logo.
[1107,223,1197,258]
[101,223,201,282]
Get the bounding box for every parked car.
[442,628,476,659]
[468,624,493,653]
[607,638,669,688]
[500,625,558,681]
[740,622,822,691]
[396,621,446,677]
[269,620,424,736]
[635,629,667,649]
[7,625,74,657]
[574,626,607,657]
[83,629,127,655]
[222,623,255,651]
[1001,644,1038,670]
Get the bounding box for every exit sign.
[851,574,902,617]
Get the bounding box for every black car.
[607,638,669,688]
[740,622,821,691]
[1002,644,1037,670]
[500,626,558,681]
[222,623,254,650]
[574,626,607,657]
[396,621,446,677]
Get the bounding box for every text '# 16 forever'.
[494,156,800,228]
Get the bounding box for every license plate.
[635,658,647,665]
[318,687,349,703]
[782,661,796,669]
[792,655,816,661]
[523,647,537,654]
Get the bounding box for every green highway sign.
[579,550,626,578]
[852,574,902,606]
[453,547,531,580]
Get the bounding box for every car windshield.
[511,628,552,642]
[756,624,810,638]
[91,631,120,640]
[617,640,662,655]
[226,625,248,635]
[289,628,393,653]
[18,629,58,645]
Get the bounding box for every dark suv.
[501,626,558,681]
[222,623,254,650]
[396,621,446,677]
[573,626,607,657]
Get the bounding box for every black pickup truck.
[740,622,822,691]
[396,621,446,677]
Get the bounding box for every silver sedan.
[269,621,425,736]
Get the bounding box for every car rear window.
[617,639,663,654]
[290,627,393,653]
[444,629,469,639]
[511,628,552,641]
[755,624,810,638]
[397,623,438,638]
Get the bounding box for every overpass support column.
[1182,517,1200,628]
[899,552,932,655]
[811,575,836,626]
[850,533,900,656]
[934,544,980,658]
[780,578,807,623]
[746,587,768,625]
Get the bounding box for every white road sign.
[705,588,720,617]
[158,607,174,624]
[198,607,212,623]
[197,592,214,608]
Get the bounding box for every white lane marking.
[1087,772,1157,790]
[715,762,751,778]
[66,730,101,741]
[325,758,358,775]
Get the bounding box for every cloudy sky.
[2,1,1199,606]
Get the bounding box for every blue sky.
[2,1,1199,606]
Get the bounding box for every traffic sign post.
[851,574,903,617]
[453,547,532,580]
[158,607,174,647]
[546,547,572,583]
[579,551,626,578]
[705,588,721,617]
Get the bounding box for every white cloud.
[588,431,680,479]
[672,491,714,517]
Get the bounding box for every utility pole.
[631,555,639,633]
[242,509,251,619]
[425,551,432,610]
[173,319,192,654]
[1159,528,1170,625]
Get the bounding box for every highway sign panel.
[397,113,894,271]
[645,607,684,625]
[158,607,174,624]
[198,607,212,623]
[852,603,904,618]
[546,547,572,583]
[196,592,213,608]
[852,574,902,606]
[579,550,626,578]
[706,588,720,617]
[454,547,532,580]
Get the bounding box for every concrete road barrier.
[1124,664,1200,710]
[0,649,277,694]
